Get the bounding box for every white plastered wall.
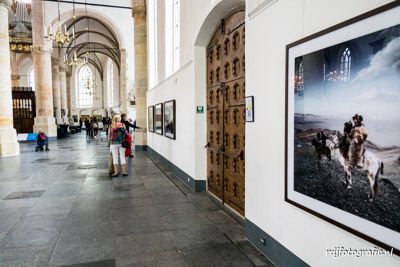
[147,0,400,266]
[245,0,400,266]
[147,0,245,181]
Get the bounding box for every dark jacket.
[122,119,139,132]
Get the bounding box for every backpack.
[38,133,46,141]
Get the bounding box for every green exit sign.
[196,106,204,113]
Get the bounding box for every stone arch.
[194,0,245,46]
[193,0,245,183]
[52,8,125,49]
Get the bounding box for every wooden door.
[12,87,36,133]
[207,11,245,215]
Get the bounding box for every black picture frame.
[154,103,163,135]
[285,1,400,255]
[164,100,176,139]
[245,96,254,122]
[148,106,154,132]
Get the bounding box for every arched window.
[108,62,114,106]
[77,65,93,107]
[148,0,158,88]
[295,60,304,96]
[173,0,180,71]
[28,68,35,91]
[340,47,351,82]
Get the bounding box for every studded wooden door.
[206,11,245,215]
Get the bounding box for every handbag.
[121,140,130,148]
[108,153,114,175]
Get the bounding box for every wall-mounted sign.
[196,106,204,113]
[245,96,254,122]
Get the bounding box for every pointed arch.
[340,47,352,82]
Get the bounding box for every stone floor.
[0,133,273,267]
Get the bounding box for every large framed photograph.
[154,103,163,135]
[285,2,400,254]
[148,106,154,132]
[164,100,176,139]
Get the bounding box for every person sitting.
[35,130,49,152]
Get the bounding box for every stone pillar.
[51,57,62,124]
[0,0,19,157]
[31,0,57,136]
[132,0,148,149]
[66,69,72,118]
[59,65,68,123]
[10,52,20,87]
[119,49,128,113]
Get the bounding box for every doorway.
[206,11,245,215]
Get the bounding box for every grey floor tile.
[167,227,230,249]
[116,250,186,267]
[13,214,67,232]
[153,202,198,216]
[51,235,115,266]
[3,190,45,200]
[3,228,60,248]
[116,232,174,257]
[0,245,53,267]
[112,197,154,209]
[181,243,254,267]
[160,214,208,231]
[0,134,263,267]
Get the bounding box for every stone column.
[66,69,72,118]
[31,0,57,136]
[52,57,62,124]
[0,0,19,157]
[119,49,128,113]
[132,0,148,149]
[10,52,20,87]
[59,65,68,123]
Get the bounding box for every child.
[35,130,49,152]
[125,133,133,158]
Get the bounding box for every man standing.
[121,113,140,158]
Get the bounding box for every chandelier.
[65,51,88,67]
[44,0,73,46]
[84,0,96,95]
[64,0,86,67]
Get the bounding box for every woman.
[108,114,129,177]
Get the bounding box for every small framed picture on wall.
[154,103,163,135]
[164,100,176,139]
[245,96,254,122]
[148,106,154,132]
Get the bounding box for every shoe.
[123,173,128,176]
[45,148,49,151]
[111,173,119,177]
[129,155,134,158]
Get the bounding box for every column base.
[34,117,57,137]
[56,117,63,125]
[0,127,20,157]
[134,130,147,146]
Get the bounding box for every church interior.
[0,0,399,266]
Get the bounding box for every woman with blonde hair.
[108,114,129,176]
